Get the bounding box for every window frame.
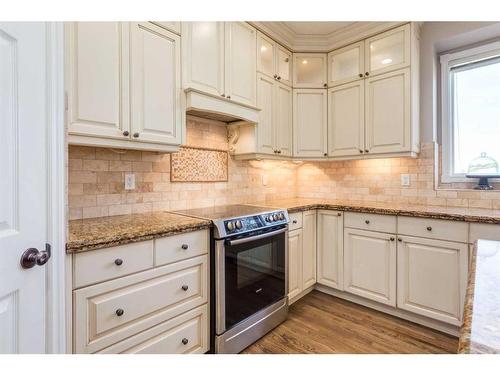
[440,40,500,183]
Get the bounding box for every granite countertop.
[66,211,211,253]
[458,240,500,354]
[254,197,500,224]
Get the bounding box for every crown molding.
[250,21,409,52]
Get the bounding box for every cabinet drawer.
[288,212,303,231]
[344,212,396,233]
[469,223,500,243]
[398,217,468,243]
[73,241,153,289]
[98,305,208,354]
[155,230,209,266]
[74,255,208,353]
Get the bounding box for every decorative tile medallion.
[171,146,228,182]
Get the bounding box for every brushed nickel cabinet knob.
[358,73,363,78]
[365,72,370,76]
[390,237,395,241]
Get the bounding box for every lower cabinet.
[316,210,344,290]
[288,228,303,301]
[397,236,468,326]
[343,228,397,306]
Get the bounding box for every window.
[440,41,500,182]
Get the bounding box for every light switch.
[401,174,410,187]
[125,173,136,190]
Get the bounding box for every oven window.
[224,231,286,330]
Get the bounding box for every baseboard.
[289,286,315,305]
[313,284,460,337]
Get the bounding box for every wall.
[68,117,298,220]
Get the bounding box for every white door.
[328,81,365,157]
[274,82,292,156]
[293,89,328,158]
[224,22,256,106]
[302,211,317,290]
[130,22,182,145]
[0,22,49,353]
[397,236,468,326]
[66,22,129,139]
[293,53,327,88]
[256,31,275,79]
[317,210,344,290]
[328,41,364,87]
[256,73,275,155]
[287,229,302,302]
[181,22,225,97]
[343,228,397,306]
[365,68,411,155]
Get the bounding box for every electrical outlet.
[401,174,410,187]
[262,175,268,186]
[125,173,136,190]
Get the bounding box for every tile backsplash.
[68,117,500,220]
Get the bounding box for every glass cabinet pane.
[368,28,406,73]
[277,47,291,84]
[257,35,275,77]
[329,44,363,85]
[294,54,326,87]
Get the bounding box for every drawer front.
[74,255,208,353]
[155,229,209,266]
[398,217,468,243]
[73,241,154,289]
[288,212,303,231]
[344,212,396,233]
[469,223,500,243]
[98,305,208,354]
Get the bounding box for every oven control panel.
[223,210,288,236]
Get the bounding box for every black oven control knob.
[235,220,243,229]
[226,221,234,231]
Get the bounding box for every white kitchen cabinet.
[257,31,292,87]
[130,22,182,145]
[328,41,365,87]
[327,81,365,157]
[225,22,257,106]
[365,68,411,155]
[287,229,303,302]
[274,82,293,156]
[276,45,293,87]
[293,53,327,88]
[343,228,397,306]
[66,22,129,140]
[302,211,317,289]
[150,22,181,35]
[293,89,328,158]
[397,236,468,326]
[317,210,344,290]
[256,73,276,155]
[181,22,225,97]
[365,24,411,77]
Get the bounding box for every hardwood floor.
[242,291,458,354]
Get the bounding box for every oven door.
[215,227,287,335]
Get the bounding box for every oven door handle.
[225,227,287,246]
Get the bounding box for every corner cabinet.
[66,22,184,152]
[317,210,344,290]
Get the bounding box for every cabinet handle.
[221,93,226,97]
[115,308,124,317]
[181,285,189,291]
[227,95,231,99]
[426,226,432,231]
[182,338,189,345]
[359,149,363,153]
[337,213,342,217]
[323,153,328,156]
[365,72,370,76]
[292,220,298,224]
[365,220,370,224]
[133,132,139,138]
[278,150,282,154]
[358,73,363,78]
[284,58,289,63]
[277,76,281,80]
[398,238,402,242]
[364,149,369,153]
[114,258,123,266]
[390,237,395,241]
[323,83,327,88]
[122,131,129,137]
[274,74,278,79]
[181,244,189,250]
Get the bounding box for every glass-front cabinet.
[293,53,327,88]
[257,31,292,87]
[328,41,365,87]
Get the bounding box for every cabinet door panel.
[344,228,396,306]
[288,229,303,302]
[328,41,364,87]
[397,236,468,326]
[257,31,275,78]
[302,211,317,290]
[276,45,292,86]
[317,210,344,290]
[181,22,225,97]
[256,73,275,155]
[130,23,182,145]
[293,53,327,88]
[365,68,410,154]
[225,22,256,106]
[67,22,129,138]
[275,82,292,156]
[293,89,327,157]
[328,81,365,157]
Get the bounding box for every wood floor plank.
[242,291,458,354]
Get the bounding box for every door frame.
[45,22,67,354]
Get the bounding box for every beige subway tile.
[131,202,153,214]
[468,199,492,209]
[68,183,84,196]
[109,160,132,171]
[68,195,97,208]
[83,183,109,195]
[153,161,171,173]
[69,171,97,184]
[68,146,95,160]
[97,171,123,183]
[95,148,121,160]
[96,194,122,206]
[82,206,109,219]
[108,204,132,216]
[120,150,143,161]
[83,159,109,172]
[132,161,153,172]
[68,208,83,220]
[68,159,83,171]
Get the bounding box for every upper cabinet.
[182,22,257,107]
[328,41,364,87]
[293,53,327,88]
[257,31,292,87]
[66,22,184,152]
[365,24,410,77]
[150,22,181,35]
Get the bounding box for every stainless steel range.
[174,205,289,354]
